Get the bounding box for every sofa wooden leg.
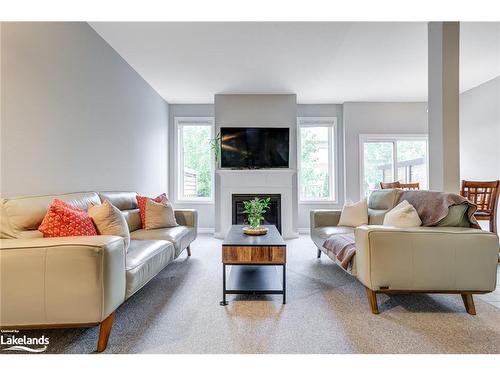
[97,312,115,353]
[461,293,476,315]
[366,288,379,314]
[187,246,192,257]
[317,248,321,259]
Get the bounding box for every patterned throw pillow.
[39,199,97,237]
[136,193,167,229]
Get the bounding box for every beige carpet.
[9,234,500,354]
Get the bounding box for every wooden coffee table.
[220,225,286,305]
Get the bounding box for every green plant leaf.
[242,197,272,229]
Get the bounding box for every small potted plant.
[242,197,271,235]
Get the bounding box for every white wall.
[1,22,169,197]
[343,102,429,202]
[428,22,460,193]
[168,104,215,230]
[460,76,500,230]
[296,104,344,231]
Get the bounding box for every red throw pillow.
[39,199,97,237]
[136,193,167,229]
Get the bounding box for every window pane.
[363,142,394,196]
[300,126,331,200]
[396,140,428,189]
[181,125,212,198]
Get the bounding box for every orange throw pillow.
[39,199,97,237]
[136,193,167,229]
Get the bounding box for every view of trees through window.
[363,142,394,194]
[362,138,427,196]
[180,124,212,199]
[299,126,333,200]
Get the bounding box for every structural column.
[428,22,460,192]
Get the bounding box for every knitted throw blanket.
[396,190,480,228]
[322,233,356,270]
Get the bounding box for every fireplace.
[232,194,281,233]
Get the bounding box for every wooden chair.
[460,180,500,234]
[400,182,420,190]
[380,181,401,189]
[380,181,420,190]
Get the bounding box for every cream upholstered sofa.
[310,189,499,315]
[0,191,197,352]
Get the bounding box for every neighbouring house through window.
[360,134,428,197]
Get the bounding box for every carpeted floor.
[10,234,500,354]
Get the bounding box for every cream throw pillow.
[338,198,368,227]
[383,200,422,227]
[144,198,178,230]
[88,200,130,250]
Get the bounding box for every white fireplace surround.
[215,169,299,239]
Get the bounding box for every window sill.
[299,200,338,205]
[175,200,214,205]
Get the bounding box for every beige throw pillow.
[88,200,130,250]
[338,198,368,227]
[383,200,422,227]
[144,198,178,230]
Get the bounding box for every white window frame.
[297,117,338,204]
[359,133,429,198]
[175,117,215,204]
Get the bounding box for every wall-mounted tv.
[220,127,290,169]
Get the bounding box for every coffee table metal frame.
[220,262,286,305]
[220,225,286,305]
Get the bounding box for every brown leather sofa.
[310,189,499,315]
[0,191,197,352]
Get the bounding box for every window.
[175,117,214,202]
[360,134,428,197]
[298,117,337,202]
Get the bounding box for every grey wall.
[168,104,215,230]
[343,102,429,201]
[297,104,344,230]
[1,22,169,197]
[168,101,345,231]
[460,76,500,230]
[214,94,297,234]
[168,101,428,231]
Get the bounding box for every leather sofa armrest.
[175,209,198,228]
[354,225,499,292]
[0,235,126,327]
[310,209,342,232]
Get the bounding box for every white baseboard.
[298,227,310,234]
[198,227,215,234]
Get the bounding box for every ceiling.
[90,22,500,104]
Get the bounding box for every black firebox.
[231,194,281,234]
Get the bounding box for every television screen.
[220,127,290,169]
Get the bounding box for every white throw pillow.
[88,200,130,250]
[338,198,368,227]
[383,200,422,227]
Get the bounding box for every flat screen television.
[220,127,290,169]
